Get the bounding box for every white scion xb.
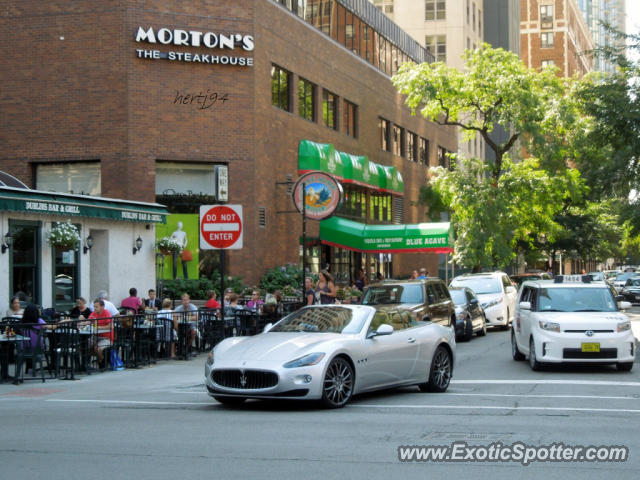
[511,275,635,371]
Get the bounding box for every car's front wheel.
[419,346,452,393]
[463,317,473,341]
[477,315,487,337]
[529,337,542,371]
[214,396,246,406]
[511,329,524,361]
[321,357,354,408]
[616,362,633,372]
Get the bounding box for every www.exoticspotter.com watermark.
[397,442,629,466]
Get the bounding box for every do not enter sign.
[199,205,243,250]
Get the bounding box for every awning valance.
[319,217,453,254]
[0,186,168,224]
[298,140,403,196]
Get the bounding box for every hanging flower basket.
[156,236,182,255]
[46,220,81,250]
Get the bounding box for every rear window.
[451,277,502,294]
[362,284,424,305]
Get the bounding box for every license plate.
[581,343,600,353]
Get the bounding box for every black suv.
[361,278,455,327]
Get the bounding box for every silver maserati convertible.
[204,304,456,408]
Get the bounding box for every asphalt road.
[1,309,639,480]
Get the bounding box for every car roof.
[368,278,441,287]
[452,271,506,279]
[521,278,609,289]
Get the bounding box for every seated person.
[247,290,264,310]
[121,287,142,313]
[6,296,23,318]
[204,290,221,310]
[21,304,48,349]
[69,297,91,320]
[173,293,198,353]
[88,299,114,365]
[144,289,162,311]
[157,298,177,358]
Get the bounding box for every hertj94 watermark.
[397,442,629,466]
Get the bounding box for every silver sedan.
[204,304,456,408]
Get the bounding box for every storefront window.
[155,162,216,196]
[10,220,40,305]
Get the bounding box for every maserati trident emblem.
[239,371,247,388]
[585,330,594,337]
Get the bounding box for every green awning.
[0,187,168,223]
[319,217,453,254]
[299,140,403,195]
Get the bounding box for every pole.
[301,182,306,298]
[220,249,225,302]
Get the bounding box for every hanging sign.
[292,171,343,221]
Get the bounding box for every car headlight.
[206,350,214,366]
[482,297,504,309]
[617,321,631,332]
[283,352,325,368]
[538,320,560,332]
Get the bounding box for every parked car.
[511,275,634,371]
[510,272,552,289]
[449,286,486,340]
[204,304,456,408]
[620,277,640,305]
[613,272,637,293]
[449,272,518,329]
[360,278,455,327]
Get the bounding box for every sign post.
[200,204,243,299]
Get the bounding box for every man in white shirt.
[89,290,119,317]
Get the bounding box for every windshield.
[269,307,366,334]
[361,284,424,305]
[449,289,467,305]
[627,278,640,287]
[616,273,635,282]
[537,287,617,312]
[451,277,502,294]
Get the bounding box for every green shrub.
[158,272,245,300]
[259,264,304,295]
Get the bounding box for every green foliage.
[159,273,245,300]
[259,264,303,295]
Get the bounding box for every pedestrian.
[305,277,315,306]
[316,270,337,304]
[417,268,428,280]
[376,272,384,282]
[409,270,418,280]
[354,268,366,291]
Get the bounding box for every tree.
[392,45,583,269]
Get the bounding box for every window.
[392,125,405,157]
[322,89,337,130]
[36,162,101,196]
[472,3,476,31]
[9,220,41,306]
[52,221,80,311]
[478,9,482,35]
[271,64,291,111]
[343,99,357,138]
[467,0,470,24]
[419,137,429,165]
[407,132,417,162]
[379,117,391,151]
[541,32,554,48]
[425,35,446,62]
[425,0,445,20]
[298,77,316,121]
[155,162,216,195]
[467,37,471,50]
[540,4,554,27]
[438,146,450,169]
[541,59,555,68]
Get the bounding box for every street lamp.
[83,234,94,254]
[1,232,12,254]
[133,236,143,255]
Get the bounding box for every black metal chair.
[14,325,46,383]
[113,318,135,368]
[234,309,258,336]
[54,323,82,380]
[199,309,225,349]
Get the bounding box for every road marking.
[441,393,638,400]
[452,379,640,386]
[46,399,211,406]
[351,404,640,414]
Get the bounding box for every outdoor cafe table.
[0,334,28,382]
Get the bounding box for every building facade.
[521,0,594,77]
[1,0,457,290]
[577,0,626,74]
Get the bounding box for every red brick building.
[1,0,457,286]
[520,0,593,77]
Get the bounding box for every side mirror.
[263,322,273,333]
[367,323,394,338]
[519,301,531,310]
[618,301,632,311]
[616,295,624,302]
[469,298,478,305]
[506,286,517,294]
